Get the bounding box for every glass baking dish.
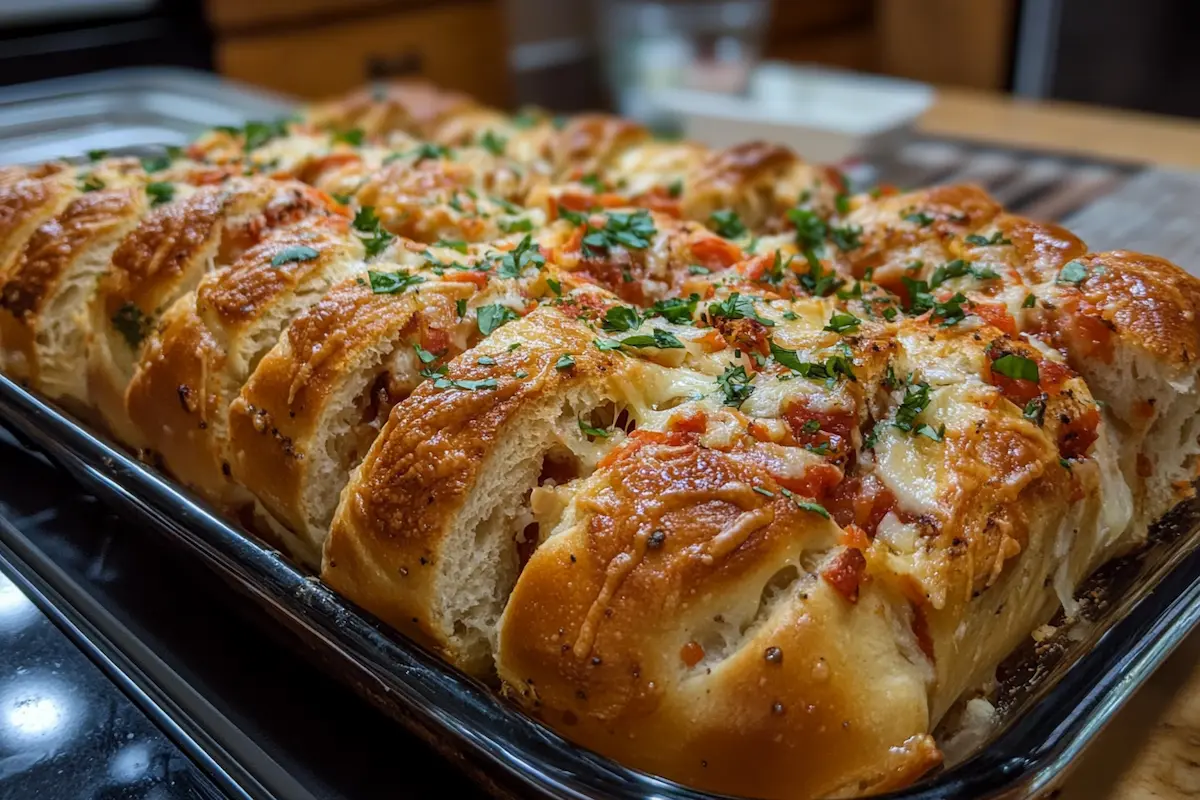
[1,366,1199,800]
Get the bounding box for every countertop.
[923,86,1200,800]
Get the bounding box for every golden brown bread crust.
[0,175,77,282]
[308,80,478,140]
[88,179,345,444]
[126,225,361,504]
[498,431,938,798]
[323,302,637,667]
[0,186,145,395]
[228,277,471,554]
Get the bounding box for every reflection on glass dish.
[0,573,37,632]
[0,677,78,747]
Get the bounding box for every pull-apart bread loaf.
[0,80,1197,799]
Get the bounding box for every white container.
[656,62,935,163]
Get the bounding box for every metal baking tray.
[2,67,1200,800]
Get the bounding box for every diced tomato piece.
[822,548,866,603]
[781,401,856,457]
[597,429,692,469]
[1058,405,1099,459]
[669,409,708,434]
[691,236,743,270]
[443,271,489,289]
[680,640,705,667]
[773,463,843,499]
[1037,359,1074,394]
[1062,312,1114,363]
[697,329,728,353]
[972,302,1018,336]
[824,474,898,538]
[990,372,1042,407]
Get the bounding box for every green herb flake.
[413,343,439,364]
[497,234,545,278]
[477,304,519,336]
[602,305,640,333]
[894,381,933,433]
[112,303,151,349]
[333,128,365,147]
[352,206,396,259]
[86,149,109,162]
[479,130,507,156]
[991,353,1040,382]
[824,311,861,334]
[579,418,610,438]
[1057,260,1089,285]
[434,376,498,392]
[646,295,698,325]
[717,364,755,407]
[752,486,775,498]
[499,217,533,234]
[707,293,775,327]
[271,245,319,267]
[145,181,175,206]
[555,353,576,371]
[1023,396,1047,426]
[368,270,425,294]
[1022,293,1037,309]
[904,211,935,227]
[915,423,946,442]
[435,239,469,254]
[709,210,746,239]
[620,328,684,350]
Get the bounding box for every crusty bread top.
[308,80,478,140]
[1,187,143,320]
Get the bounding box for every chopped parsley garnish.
[965,231,1012,246]
[620,329,684,350]
[717,364,754,407]
[1023,396,1047,426]
[579,418,610,438]
[835,192,852,215]
[799,259,842,297]
[824,311,861,334]
[79,174,105,192]
[352,206,395,259]
[367,270,425,294]
[707,293,774,327]
[830,223,862,252]
[580,173,605,192]
[929,259,998,289]
[667,178,684,198]
[499,217,533,233]
[332,128,365,147]
[1059,457,1072,470]
[904,211,935,227]
[915,423,946,442]
[511,110,539,129]
[646,295,698,325]
[787,206,827,252]
[145,182,175,206]
[768,340,805,371]
[1022,293,1037,308]
[86,149,109,162]
[687,265,710,275]
[434,377,497,392]
[933,293,968,326]
[901,276,935,315]
[779,488,830,518]
[414,343,438,364]
[112,303,151,349]
[893,381,933,433]
[242,119,289,150]
[331,192,353,205]
[593,338,623,351]
[602,305,640,332]
[1057,260,1089,285]
[752,486,775,498]
[477,304,519,335]
[546,277,562,296]
[456,298,467,318]
[801,419,821,434]
[435,239,469,254]
[991,353,1039,382]
[410,142,450,162]
[477,356,497,366]
[271,245,319,266]
[882,305,899,321]
[140,154,172,172]
[769,341,856,384]
[497,235,544,278]
[479,130,507,156]
[555,353,576,371]
[709,210,746,239]
[582,209,656,253]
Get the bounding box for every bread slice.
[0,185,148,409]
[125,225,363,506]
[87,178,344,446]
[323,299,673,674]
[228,277,473,565]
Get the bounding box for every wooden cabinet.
[213,1,510,104]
